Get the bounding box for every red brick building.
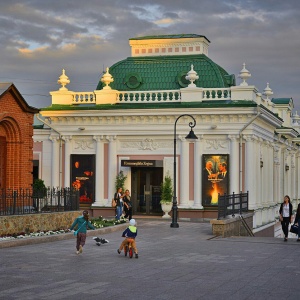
[0,83,39,189]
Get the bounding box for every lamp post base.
[170,222,179,228]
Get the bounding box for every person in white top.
[279,195,293,242]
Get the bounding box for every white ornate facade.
[33,34,300,235]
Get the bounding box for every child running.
[117,219,138,258]
[70,210,95,255]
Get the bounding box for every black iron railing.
[218,191,249,219]
[0,187,80,216]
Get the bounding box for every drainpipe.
[239,108,262,192]
[35,113,63,189]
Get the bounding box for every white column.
[267,141,274,205]
[62,135,72,188]
[107,135,117,205]
[49,135,60,188]
[228,135,239,194]
[179,136,189,207]
[297,154,300,200]
[194,136,203,208]
[257,139,263,209]
[291,152,296,200]
[274,146,280,205]
[261,141,268,207]
[93,135,105,206]
[244,135,255,210]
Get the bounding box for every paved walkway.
[1,219,299,300]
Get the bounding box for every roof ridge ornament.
[185,64,199,88]
[57,69,70,91]
[263,82,273,101]
[238,63,251,86]
[101,67,114,90]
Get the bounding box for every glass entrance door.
[131,167,163,215]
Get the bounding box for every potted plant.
[160,174,173,218]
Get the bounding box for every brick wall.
[0,84,38,190]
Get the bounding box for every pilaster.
[92,135,105,206]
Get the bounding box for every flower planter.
[161,203,172,218]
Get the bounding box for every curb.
[0,223,128,249]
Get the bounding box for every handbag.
[111,198,117,208]
[73,221,86,236]
[290,224,298,235]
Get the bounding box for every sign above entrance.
[121,160,163,167]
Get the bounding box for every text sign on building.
[121,160,160,167]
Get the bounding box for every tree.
[115,170,127,191]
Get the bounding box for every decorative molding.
[74,139,94,150]
[139,138,158,150]
[122,139,171,150]
[205,139,227,150]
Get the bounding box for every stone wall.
[0,211,82,235]
[210,213,254,237]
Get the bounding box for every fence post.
[57,189,61,212]
[240,191,243,215]
[231,192,235,217]
[13,191,17,215]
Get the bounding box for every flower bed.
[92,216,127,228]
[0,216,127,241]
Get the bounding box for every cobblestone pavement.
[1,220,300,300]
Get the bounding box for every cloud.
[0,0,299,111]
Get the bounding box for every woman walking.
[279,195,293,242]
[294,202,300,242]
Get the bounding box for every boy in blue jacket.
[70,210,95,254]
[117,219,138,258]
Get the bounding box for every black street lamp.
[170,114,198,228]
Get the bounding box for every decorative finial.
[57,69,70,91]
[185,64,199,88]
[238,63,251,86]
[263,82,273,101]
[100,67,114,89]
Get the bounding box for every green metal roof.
[41,101,257,111]
[272,98,293,105]
[96,55,235,91]
[129,34,210,42]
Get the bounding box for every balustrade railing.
[69,87,232,105]
[202,88,231,100]
[116,90,181,103]
[72,92,96,104]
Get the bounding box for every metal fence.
[0,187,80,216]
[218,191,249,219]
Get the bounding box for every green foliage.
[91,216,127,228]
[115,170,127,191]
[32,179,47,197]
[160,175,173,204]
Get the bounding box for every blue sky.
[0,0,300,112]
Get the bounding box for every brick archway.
[0,116,23,189]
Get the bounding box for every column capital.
[49,135,59,142]
[106,135,117,142]
[93,135,104,142]
[62,135,72,142]
[228,134,239,141]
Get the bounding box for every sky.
[1,0,300,112]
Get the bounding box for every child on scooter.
[117,219,138,258]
